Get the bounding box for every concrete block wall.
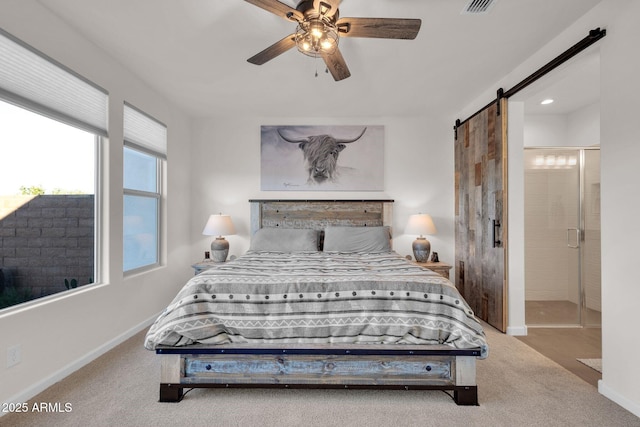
[0,195,94,300]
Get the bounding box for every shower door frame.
[524,146,601,328]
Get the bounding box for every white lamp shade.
[202,214,236,237]
[405,214,437,236]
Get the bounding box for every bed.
[145,200,488,405]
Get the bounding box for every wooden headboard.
[249,200,394,237]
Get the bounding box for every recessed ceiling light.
[541,99,554,105]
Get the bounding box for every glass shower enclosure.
[524,148,601,327]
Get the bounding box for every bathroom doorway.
[524,147,601,327]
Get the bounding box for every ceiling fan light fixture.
[310,21,324,38]
[321,38,335,50]
[295,18,339,57]
[245,0,422,82]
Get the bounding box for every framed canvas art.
[260,125,384,191]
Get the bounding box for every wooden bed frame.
[155,200,481,405]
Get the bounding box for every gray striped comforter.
[144,251,488,358]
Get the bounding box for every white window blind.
[123,102,167,158]
[0,28,108,136]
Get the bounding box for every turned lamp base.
[412,236,431,263]
[210,237,229,262]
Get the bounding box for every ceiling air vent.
[462,0,496,14]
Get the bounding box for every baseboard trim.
[598,379,640,418]
[1,313,158,413]
[507,325,528,336]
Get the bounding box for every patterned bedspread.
[144,251,488,358]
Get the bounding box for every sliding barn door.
[454,100,507,332]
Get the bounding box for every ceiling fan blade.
[313,0,341,17]
[321,47,351,81]
[247,34,297,65]
[336,17,422,39]
[244,0,303,22]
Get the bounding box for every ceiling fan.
[244,0,422,81]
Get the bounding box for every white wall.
[190,114,456,272]
[524,102,600,148]
[460,0,640,416]
[506,101,527,334]
[0,1,193,406]
[598,0,640,415]
[525,115,568,147]
[568,103,600,147]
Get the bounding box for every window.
[123,147,160,271]
[0,28,106,310]
[123,103,166,272]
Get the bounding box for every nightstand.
[191,261,219,275]
[414,261,452,279]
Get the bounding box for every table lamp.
[202,214,236,262]
[405,213,437,263]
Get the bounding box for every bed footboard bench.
[156,344,481,406]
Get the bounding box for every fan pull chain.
[313,57,329,78]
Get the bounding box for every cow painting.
[277,128,367,184]
[260,125,384,191]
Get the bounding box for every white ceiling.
[36,0,601,119]
[513,47,600,116]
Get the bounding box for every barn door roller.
[496,88,504,116]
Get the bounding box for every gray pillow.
[323,226,391,252]
[249,228,319,252]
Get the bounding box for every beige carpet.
[2,325,639,427]
[577,358,603,373]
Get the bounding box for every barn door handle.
[567,228,580,249]
[492,219,501,248]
